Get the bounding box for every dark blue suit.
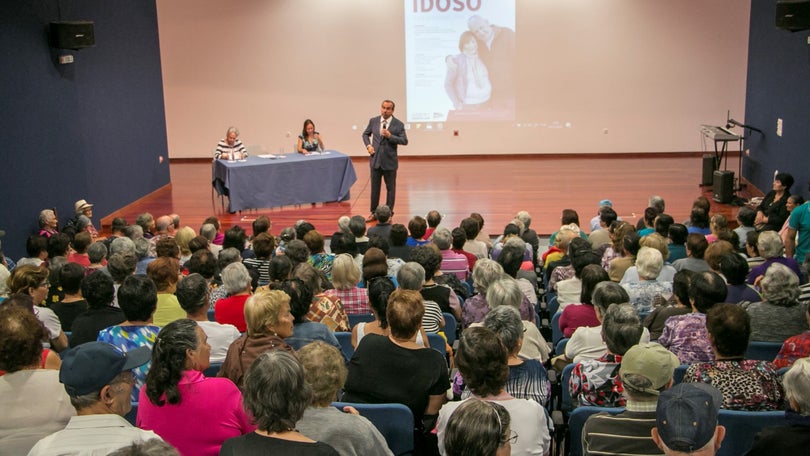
[362,115,408,212]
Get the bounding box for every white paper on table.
[257,154,278,159]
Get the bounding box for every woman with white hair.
[214,262,253,333]
[742,263,809,343]
[214,127,247,160]
[621,247,673,315]
[485,278,549,362]
[747,230,804,284]
[461,259,504,327]
[746,358,810,453]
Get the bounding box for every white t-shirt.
[437,396,551,456]
[197,320,242,364]
[34,306,63,343]
[566,325,651,364]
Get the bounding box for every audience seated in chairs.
[557,238,603,309]
[69,271,126,347]
[443,398,513,456]
[456,306,552,406]
[651,383,726,456]
[220,289,295,389]
[570,303,643,408]
[343,289,449,455]
[683,303,785,411]
[7,265,69,353]
[437,326,551,456]
[559,264,608,339]
[773,304,810,369]
[659,271,727,364]
[220,350,338,455]
[275,279,342,355]
[294,262,350,332]
[746,357,810,454]
[0,305,75,454]
[324,253,369,314]
[29,342,157,455]
[742,263,809,343]
[97,274,161,403]
[718,252,761,304]
[555,282,649,368]
[486,277,550,363]
[582,343,679,456]
[409,245,462,320]
[214,262,253,333]
[296,341,392,456]
[644,270,693,341]
[352,276,428,349]
[176,273,240,364]
[622,247,673,315]
[138,319,254,455]
[396,262,445,334]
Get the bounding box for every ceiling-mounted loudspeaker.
[776,0,810,32]
[50,21,95,49]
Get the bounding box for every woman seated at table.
[297,119,324,155]
[215,126,247,160]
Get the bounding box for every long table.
[212,150,357,211]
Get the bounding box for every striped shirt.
[422,300,444,333]
[582,404,663,456]
[215,139,247,159]
[28,415,161,456]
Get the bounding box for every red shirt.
[214,294,250,332]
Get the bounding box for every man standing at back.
[363,100,408,222]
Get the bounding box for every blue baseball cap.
[655,383,723,452]
[59,342,151,396]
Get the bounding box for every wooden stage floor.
[103,154,752,237]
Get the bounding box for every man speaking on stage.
[362,99,408,222]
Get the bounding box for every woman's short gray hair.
[761,262,800,304]
[485,277,523,310]
[432,228,453,250]
[483,306,523,353]
[222,261,251,293]
[592,281,630,315]
[396,262,425,291]
[516,210,531,228]
[472,259,505,294]
[757,230,784,258]
[242,350,312,433]
[783,357,810,416]
[635,247,663,280]
[38,209,55,228]
[601,304,642,355]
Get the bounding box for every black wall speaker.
[713,170,735,204]
[702,154,716,186]
[50,21,95,50]
[776,0,810,32]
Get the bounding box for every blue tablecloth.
[212,150,357,211]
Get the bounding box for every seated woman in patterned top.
[296,119,325,155]
[569,303,643,408]
[683,303,784,411]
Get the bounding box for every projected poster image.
[404,0,515,123]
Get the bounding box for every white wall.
[156,0,750,158]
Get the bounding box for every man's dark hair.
[26,235,48,258]
[349,215,367,238]
[460,217,480,240]
[689,271,727,313]
[81,271,115,308]
[451,227,467,250]
[599,207,618,226]
[59,263,85,295]
[390,224,409,247]
[47,233,71,258]
[668,223,688,245]
[654,214,674,237]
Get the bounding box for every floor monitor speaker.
[713,170,734,204]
